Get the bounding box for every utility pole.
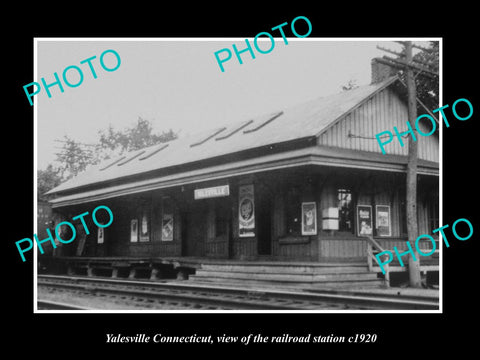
[404,41,421,287]
[376,41,438,288]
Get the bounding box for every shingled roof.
[48,77,402,195]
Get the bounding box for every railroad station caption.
[106,333,377,344]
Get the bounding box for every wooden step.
[188,275,384,289]
[199,264,366,275]
[191,269,379,282]
[186,261,386,289]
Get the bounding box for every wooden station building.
[44,61,439,287]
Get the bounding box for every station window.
[285,187,302,235]
[338,188,353,232]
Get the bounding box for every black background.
[5,4,477,356]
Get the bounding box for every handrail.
[365,236,390,287]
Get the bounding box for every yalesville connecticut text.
[23,49,121,106]
[105,333,376,345]
[16,205,113,262]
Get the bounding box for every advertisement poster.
[239,184,255,237]
[97,227,104,244]
[357,205,373,236]
[376,205,391,237]
[139,212,149,242]
[301,202,317,235]
[130,219,138,242]
[162,213,174,241]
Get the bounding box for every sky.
[35,38,431,170]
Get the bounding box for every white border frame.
[33,37,443,314]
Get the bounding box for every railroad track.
[37,275,439,311]
[37,300,91,310]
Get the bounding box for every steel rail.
[37,299,91,310]
[37,275,439,311]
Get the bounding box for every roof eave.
[49,145,438,208]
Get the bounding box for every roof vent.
[190,127,226,147]
[139,143,169,160]
[215,120,253,140]
[116,150,146,166]
[99,156,126,171]
[243,111,283,134]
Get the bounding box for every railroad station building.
[43,60,440,286]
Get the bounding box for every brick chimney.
[371,58,395,84]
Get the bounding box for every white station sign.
[194,185,230,200]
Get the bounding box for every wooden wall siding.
[376,238,434,252]
[277,240,317,260]
[319,237,434,260]
[391,188,402,238]
[205,200,230,258]
[205,240,228,258]
[206,201,215,239]
[417,200,428,236]
[107,204,131,256]
[151,198,163,242]
[271,192,284,256]
[319,239,367,259]
[99,196,184,258]
[232,239,257,259]
[317,88,439,162]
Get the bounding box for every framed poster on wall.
[162,197,174,241]
[162,213,174,241]
[130,219,138,242]
[376,205,391,237]
[357,205,373,236]
[302,202,317,235]
[139,211,149,242]
[239,184,255,237]
[97,227,104,244]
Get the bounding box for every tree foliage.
[411,41,439,110]
[97,117,177,157]
[54,135,95,180]
[38,117,177,200]
[37,164,63,202]
[392,41,439,110]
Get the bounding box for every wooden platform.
[41,256,390,288]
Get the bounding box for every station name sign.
[194,185,230,200]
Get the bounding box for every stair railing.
[366,236,390,287]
